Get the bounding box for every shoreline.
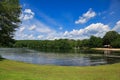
[92,48,120,51]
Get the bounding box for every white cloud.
[75,8,96,24]
[14,31,35,40]
[112,20,120,33]
[28,19,55,34]
[37,35,44,39]
[19,27,25,32]
[29,25,36,31]
[15,18,55,40]
[14,31,28,40]
[24,9,33,13]
[20,9,35,20]
[15,8,56,40]
[63,23,110,39]
[27,34,35,40]
[16,8,120,40]
[15,21,111,40]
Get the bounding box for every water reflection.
[0,48,120,66]
[104,50,111,56]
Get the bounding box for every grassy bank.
[0,60,120,80]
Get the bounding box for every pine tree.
[0,0,21,47]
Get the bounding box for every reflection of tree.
[0,55,4,61]
[103,50,120,64]
[104,50,111,56]
[105,57,120,64]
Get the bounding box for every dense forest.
[14,31,120,50]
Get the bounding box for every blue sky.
[14,0,120,40]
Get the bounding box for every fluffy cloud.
[34,20,54,33]
[16,8,120,40]
[20,9,35,20]
[15,18,56,40]
[112,20,120,33]
[37,35,44,39]
[29,25,36,31]
[75,8,96,24]
[63,23,110,39]
[27,34,35,40]
[15,8,56,40]
[19,27,25,32]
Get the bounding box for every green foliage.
[13,31,120,49]
[14,31,120,50]
[81,39,89,48]
[103,31,120,45]
[0,0,21,47]
[14,39,73,51]
[89,36,103,48]
[111,38,120,48]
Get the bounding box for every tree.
[103,31,120,45]
[0,0,21,47]
[89,36,103,48]
[81,39,89,48]
[111,38,120,48]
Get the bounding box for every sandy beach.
[92,48,120,51]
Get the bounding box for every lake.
[0,48,120,66]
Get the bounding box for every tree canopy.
[0,0,21,47]
[103,31,120,45]
[89,36,103,48]
[14,30,120,51]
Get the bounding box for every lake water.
[0,48,120,66]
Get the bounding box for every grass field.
[0,60,120,80]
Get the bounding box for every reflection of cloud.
[75,8,96,24]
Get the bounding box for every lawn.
[0,60,120,80]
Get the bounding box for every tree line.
[14,31,120,50]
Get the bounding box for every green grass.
[0,60,120,80]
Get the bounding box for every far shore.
[92,48,120,51]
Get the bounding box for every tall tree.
[0,0,21,47]
[89,36,103,48]
[111,38,120,48]
[103,31,119,45]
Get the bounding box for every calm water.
[0,48,120,66]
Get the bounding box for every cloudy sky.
[14,0,120,40]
